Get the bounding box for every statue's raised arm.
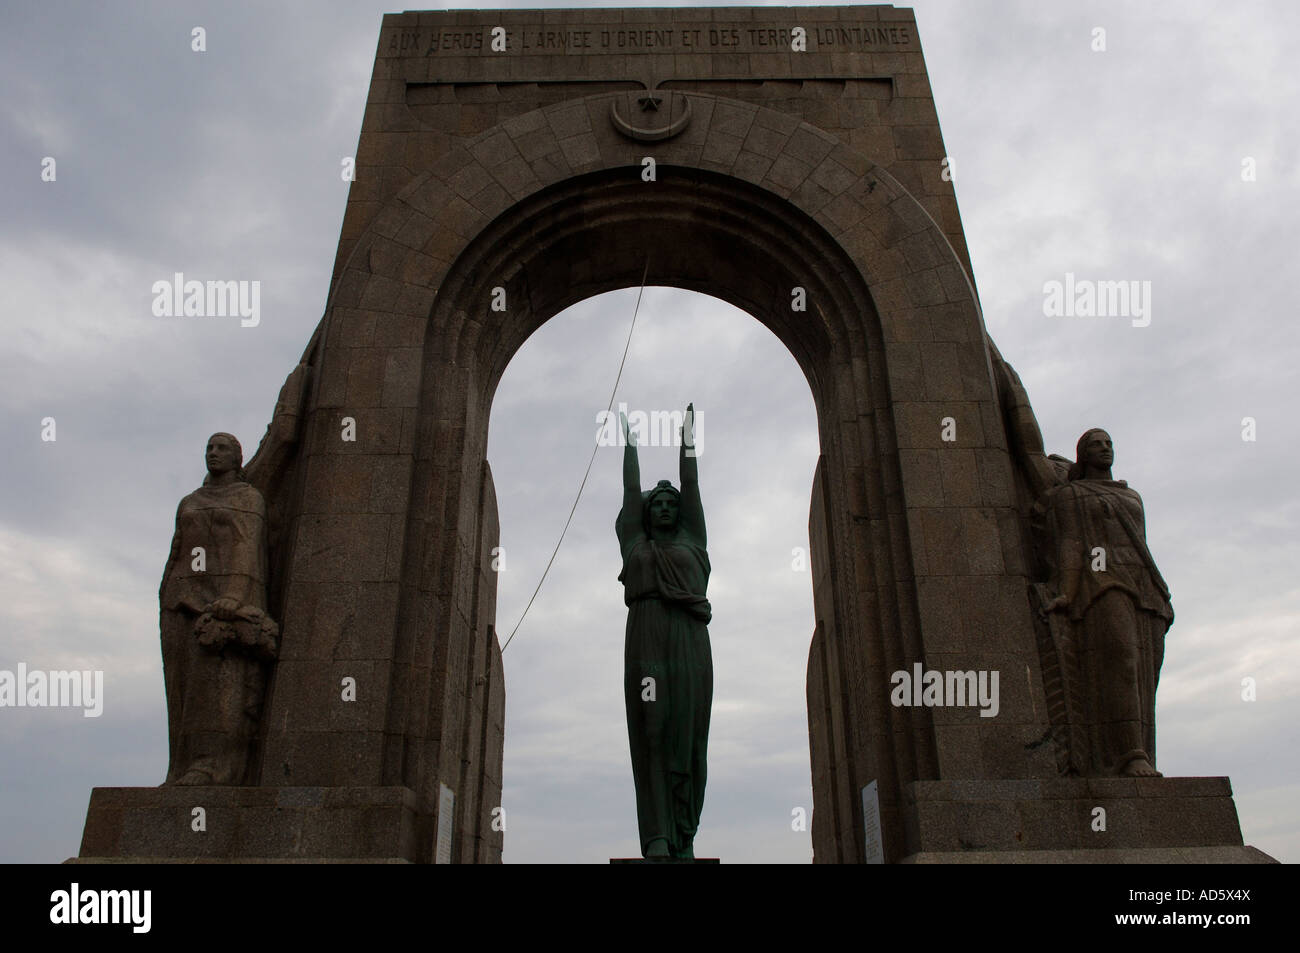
[677,403,705,547]
[616,411,643,559]
[243,361,310,497]
[992,349,1064,498]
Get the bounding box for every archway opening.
[487,286,819,862]
[388,163,921,863]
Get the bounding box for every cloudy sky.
[1,0,1296,864]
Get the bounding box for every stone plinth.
[75,787,419,863]
[900,777,1277,862]
[902,846,1276,863]
[610,858,721,864]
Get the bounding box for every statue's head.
[1068,428,1113,480]
[203,432,245,484]
[643,480,681,535]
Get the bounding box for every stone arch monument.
[78,5,1266,864]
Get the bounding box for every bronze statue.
[616,404,712,858]
[159,432,278,785]
[998,358,1173,777]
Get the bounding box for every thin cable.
[501,259,651,653]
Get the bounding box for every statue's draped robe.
[159,482,270,783]
[617,525,713,856]
[1034,478,1172,775]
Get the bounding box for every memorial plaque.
[861,782,884,865]
[435,783,455,865]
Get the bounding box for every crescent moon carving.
[609,93,693,142]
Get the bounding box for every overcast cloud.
[1,0,1296,863]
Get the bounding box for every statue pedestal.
[610,857,720,864]
[899,776,1276,863]
[71,786,419,863]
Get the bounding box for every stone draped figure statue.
[155,362,307,785]
[996,355,1174,778]
[159,432,279,785]
[615,403,713,859]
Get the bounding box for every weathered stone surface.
[902,778,1264,856]
[901,847,1276,864]
[77,787,420,862]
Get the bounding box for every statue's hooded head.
[203,431,247,485]
[642,479,681,535]
[1067,428,1113,481]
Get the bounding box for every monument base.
[75,786,420,863]
[69,857,412,863]
[610,858,720,864]
[901,846,1275,863]
[901,776,1277,862]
